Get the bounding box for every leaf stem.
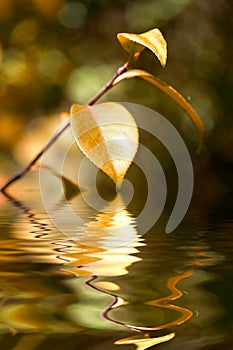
[1,62,128,193]
[87,63,128,105]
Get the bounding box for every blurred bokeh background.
[0,0,232,214]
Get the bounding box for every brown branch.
[1,63,128,193]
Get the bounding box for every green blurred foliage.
[0,0,232,211]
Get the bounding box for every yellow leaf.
[115,332,175,350]
[117,28,167,67]
[113,69,205,152]
[70,102,139,185]
[70,103,86,114]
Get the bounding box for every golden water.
[0,178,232,349]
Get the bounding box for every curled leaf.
[117,28,167,67]
[70,102,139,185]
[113,69,205,152]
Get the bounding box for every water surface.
[0,177,232,350]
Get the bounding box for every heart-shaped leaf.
[113,69,205,152]
[117,28,167,67]
[70,102,139,185]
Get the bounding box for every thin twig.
[87,63,128,105]
[1,63,128,193]
[1,118,70,192]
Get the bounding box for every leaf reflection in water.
[115,332,175,350]
[63,194,148,331]
[84,269,194,333]
[66,194,145,276]
[1,189,195,344]
[142,269,194,329]
[63,195,194,337]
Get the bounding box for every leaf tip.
[70,103,85,116]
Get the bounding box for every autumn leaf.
[117,28,167,66]
[70,102,139,185]
[70,103,86,115]
[113,69,205,152]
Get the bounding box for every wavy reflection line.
[71,273,177,349]
[51,240,74,263]
[5,188,105,274]
[2,191,50,239]
[132,269,194,331]
[2,191,77,269]
[85,275,141,332]
[190,246,218,267]
[93,269,194,332]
